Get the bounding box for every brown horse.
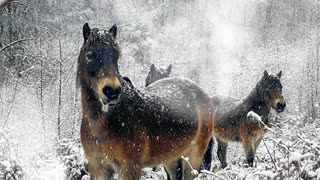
[145,64,172,87]
[202,70,286,169]
[78,23,215,180]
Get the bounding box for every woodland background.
[0,0,319,179]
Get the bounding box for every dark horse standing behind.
[202,70,286,170]
[145,64,172,87]
[78,23,215,180]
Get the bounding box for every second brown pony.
[202,70,286,169]
[78,23,215,180]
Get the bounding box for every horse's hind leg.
[201,137,214,171]
[183,138,213,180]
[182,150,205,180]
[164,159,183,180]
[217,138,228,168]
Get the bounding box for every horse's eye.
[86,54,92,62]
[92,52,98,58]
[265,89,272,98]
[86,52,99,64]
[88,52,98,59]
[88,70,96,77]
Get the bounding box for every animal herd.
[77,23,286,180]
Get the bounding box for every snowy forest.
[0,0,320,179]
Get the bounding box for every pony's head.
[260,70,286,113]
[78,23,122,112]
[145,64,172,87]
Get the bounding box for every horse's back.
[144,77,213,127]
[146,77,212,109]
[143,77,214,163]
[212,96,238,118]
[211,95,243,141]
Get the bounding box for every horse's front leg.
[88,160,114,180]
[119,164,141,180]
[164,159,183,180]
[242,138,255,167]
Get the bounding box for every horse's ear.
[264,70,269,78]
[109,24,117,38]
[166,64,172,74]
[123,76,132,85]
[277,70,282,78]
[83,23,91,42]
[150,64,156,72]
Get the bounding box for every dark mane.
[214,78,267,128]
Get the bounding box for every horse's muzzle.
[276,102,286,113]
[102,85,122,105]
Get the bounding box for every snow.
[1,0,320,179]
[29,161,65,180]
[289,152,315,164]
[101,104,109,112]
[247,111,262,123]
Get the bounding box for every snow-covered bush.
[56,138,88,180]
[0,129,24,180]
[0,160,23,180]
[197,114,320,180]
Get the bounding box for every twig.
[10,0,28,8]
[0,0,12,9]
[0,38,34,53]
[299,162,312,179]
[181,156,199,176]
[263,139,278,171]
[200,169,225,180]
[223,170,233,180]
[247,111,276,133]
[2,73,18,128]
[2,65,14,77]
[1,56,25,128]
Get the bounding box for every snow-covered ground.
[198,114,320,180]
[2,113,316,180]
[29,160,65,180]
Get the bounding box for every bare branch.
[0,38,34,53]
[200,170,225,180]
[0,0,12,9]
[263,139,278,171]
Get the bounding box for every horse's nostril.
[277,102,281,108]
[102,86,113,97]
[102,86,121,100]
[114,87,121,96]
[277,102,286,110]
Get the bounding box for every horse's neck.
[237,82,270,123]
